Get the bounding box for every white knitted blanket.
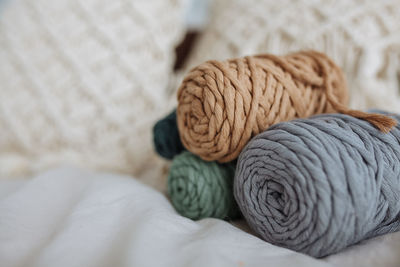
[186,0,400,112]
[0,0,186,178]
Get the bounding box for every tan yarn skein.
[177,50,397,163]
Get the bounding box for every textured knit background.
[0,0,186,178]
[185,0,400,112]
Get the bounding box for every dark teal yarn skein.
[168,151,240,220]
[153,109,185,159]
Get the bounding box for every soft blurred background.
[0,0,399,189]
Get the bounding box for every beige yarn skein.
[177,50,396,163]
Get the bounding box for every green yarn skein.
[167,151,240,220]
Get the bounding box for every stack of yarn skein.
[153,110,240,220]
[153,50,400,257]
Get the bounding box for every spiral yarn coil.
[177,50,396,163]
[168,151,239,220]
[234,111,400,257]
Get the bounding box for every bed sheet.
[0,167,399,267]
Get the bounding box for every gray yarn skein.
[234,111,400,258]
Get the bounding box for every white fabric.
[0,167,399,267]
[186,0,400,113]
[0,0,186,178]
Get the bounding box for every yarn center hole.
[265,180,290,216]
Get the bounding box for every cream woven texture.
[186,0,400,112]
[0,0,186,177]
